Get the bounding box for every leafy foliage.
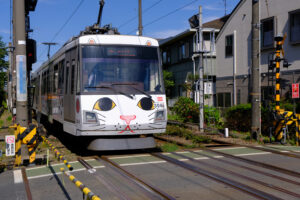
[173,97,199,123]
[225,104,252,132]
[0,36,8,107]
[163,70,174,91]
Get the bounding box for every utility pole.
[138,0,143,36]
[198,6,204,132]
[251,0,261,140]
[14,0,28,126]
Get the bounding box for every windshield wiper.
[85,86,133,99]
[111,83,152,99]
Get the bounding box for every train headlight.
[83,111,99,124]
[155,110,166,121]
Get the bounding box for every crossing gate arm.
[60,168,101,200]
[41,136,74,171]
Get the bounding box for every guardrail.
[60,168,101,200]
[41,136,73,171]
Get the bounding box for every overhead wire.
[126,0,198,35]
[118,0,164,30]
[37,0,85,60]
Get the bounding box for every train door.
[64,48,77,123]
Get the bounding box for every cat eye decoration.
[137,97,155,111]
[93,97,116,111]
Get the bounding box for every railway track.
[150,152,283,200]
[78,156,175,200]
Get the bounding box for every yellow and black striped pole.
[12,124,22,166]
[21,124,38,164]
[41,136,73,171]
[60,168,101,200]
[274,36,283,112]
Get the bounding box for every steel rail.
[189,150,300,186]
[172,152,300,198]
[204,148,300,179]
[77,157,129,200]
[151,153,283,200]
[211,139,300,159]
[21,167,33,200]
[97,156,176,200]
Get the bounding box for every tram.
[31,31,167,150]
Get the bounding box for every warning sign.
[5,135,15,156]
[292,83,299,99]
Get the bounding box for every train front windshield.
[81,45,163,93]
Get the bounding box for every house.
[160,16,228,107]
[216,0,300,107]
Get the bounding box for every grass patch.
[162,125,212,145]
[160,143,179,152]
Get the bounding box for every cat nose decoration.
[120,115,136,133]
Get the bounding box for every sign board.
[292,83,299,99]
[204,82,214,95]
[5,135,15,156]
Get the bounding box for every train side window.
[71,59,75,94]
[58,60,65,94]
[65,62,70,94]
[53,64,59,93]
[46,69,50,94]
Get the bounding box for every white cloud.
[149,28,187,39]
[0,29,10,34]
[182,5,198,11]
[203,16,220,23]
[204,5,223,11]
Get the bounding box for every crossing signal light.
[25,0,38,14]
[26,39,37,69]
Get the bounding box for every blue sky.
[0,0,240,71]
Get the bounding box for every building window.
[237,89,241,105]
[261,17,274,48]
[217,92,231,107]
[162,51,167,64]
[290,9,300,44]
[178,44,185,60]
[225,35,233,57]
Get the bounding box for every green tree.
[163,70,174,90]
[0,36,8,106]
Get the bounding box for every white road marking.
[27,166,105,180]
[110,154,151,159]
[26,159,96,171]
[120,160,166,166]
[214,147,246,150]
[236,152,271,156]
[13,170,23,184]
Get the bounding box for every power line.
[127,0,198,35]
[118,0,164,30]
[38,0,85,60]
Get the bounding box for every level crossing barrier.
[60,168,101,200]
[9,124,39,166]
[41,135,73,171]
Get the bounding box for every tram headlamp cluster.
[155,110,166,122]
[83,111,98,124]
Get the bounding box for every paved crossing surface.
[0,145,299,200]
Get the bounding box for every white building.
[216,0,300,107]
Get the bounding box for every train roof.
[34,34,159,75]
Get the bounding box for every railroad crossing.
[1,144,300,200]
